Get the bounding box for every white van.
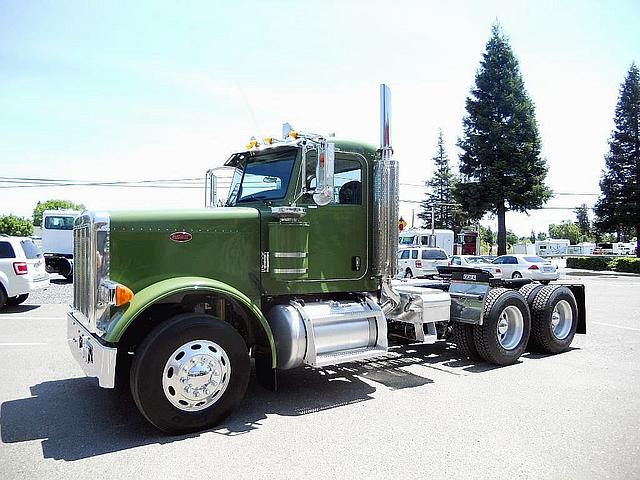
[398,246,449,278]
[0,235,49,308]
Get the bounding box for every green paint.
[104,276,277,367]
[268,221,309,280]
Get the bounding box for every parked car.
[398,246,449,278]
[0,235,49,308]
[448,255,503,279]
[491,254,559,282]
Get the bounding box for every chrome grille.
[71,212,110,335]
[73,215,95,326]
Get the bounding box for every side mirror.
[313,140,335,206]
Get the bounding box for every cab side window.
[400,250,410,260]
[305,155,362,205]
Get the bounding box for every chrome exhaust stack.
[374,84,401,312]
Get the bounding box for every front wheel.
[130,313,250,434]
[473,288,531,365]
[404,268,413,279]
[512,271,523,279]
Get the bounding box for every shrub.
[0,215,34,236]
[566,257,611,271]
[608,257,640,274]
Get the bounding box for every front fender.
[104,276,276,367]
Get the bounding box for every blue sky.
[1,0,639,236]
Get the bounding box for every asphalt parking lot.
[1,271,639,479]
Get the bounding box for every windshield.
[21,240,43,259]
[44,216,74,230]
[399,236,415,245]
[227,149,297,205]
[466,257,486,264]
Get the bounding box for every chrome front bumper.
[67,311,117,388]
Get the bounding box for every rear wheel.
[451,322,480,360]
[518,283,543,306]
[529,286,578,354]
[130,313,250,434]
[473,288,531,365]
[6,294,29,306]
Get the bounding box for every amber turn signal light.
[115,284,134,306]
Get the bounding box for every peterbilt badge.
[170,231,193,243]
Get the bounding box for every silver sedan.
[491,255,559,282]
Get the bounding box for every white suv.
[0,235,50,309]
[398,246,449,278]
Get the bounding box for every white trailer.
[535,239,570,256]
[399,228,454,256]
[513,243,536,254]
[42,210,80,279]
[567,243,596,255]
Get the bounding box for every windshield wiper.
[237,194,273,205]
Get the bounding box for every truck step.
[309,346,388,368]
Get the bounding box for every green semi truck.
[67,85,586,434]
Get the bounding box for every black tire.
[130,313,250,434]
[0,286,7,310]
[404,268,413,279]
[59,258,72,279]
[518,283,544,306]
[5,293,29,306]
[512,271,523,279]
[473,288,531,366]
[529,285,578,354]
[451,322,480,360]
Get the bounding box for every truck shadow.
[0,342,513,461]
[0,304,40,314]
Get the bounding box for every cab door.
[298,153,369,284]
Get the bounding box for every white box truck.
[42,210,80,280]
[399,228,454,256]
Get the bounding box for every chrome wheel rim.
[551,300,573,340]
[162,340,231,412]
[496,306,524,350]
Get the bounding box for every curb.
[564,268,640,278]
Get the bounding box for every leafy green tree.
[529,230,536,243]
[33,199,85,226]
[455,23,552,255]
[0,215,34,236]
[594,64,640,256]
[418,130,462,230]
[548,221,581,245]
[537,232,547,241]
[480,225,496,254]
[506,230,519,248]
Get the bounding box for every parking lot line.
[0,316,62,321]
[591,321,640,332]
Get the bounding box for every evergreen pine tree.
[455,23,552,255]
[594,64,640,255]
[418,130,459,230]
[574,204,591,238]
